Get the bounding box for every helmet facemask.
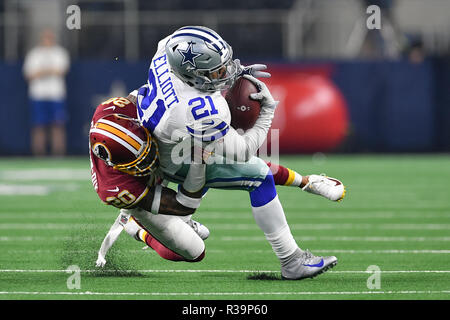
[113,130,159,177]
[194,56,238,92]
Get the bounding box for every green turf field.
[0,154,449,300]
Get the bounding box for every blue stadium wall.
[0,58,449,155]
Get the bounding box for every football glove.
[95,254,106,268]
[235,59,271,79]
[243,74,278,110]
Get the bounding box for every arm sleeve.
[181,162,206,193]
[175,162,206,209]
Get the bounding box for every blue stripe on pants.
[249,173,277,207]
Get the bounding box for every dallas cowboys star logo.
[178,42,202,68]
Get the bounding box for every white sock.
[251,195,298,260]
[285,169,303,187]
[291,172,303,187]
[123,217,142,240]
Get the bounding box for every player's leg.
[126,213,209,246]
[247,167,338,279]
[125,211,208,261]
[97,209,206,265]
[31,126,47,156]
[129,216,194,262]
[30,100,48,156]
[243,160,337,279]
[266,162,346,202]
[49,100,67,156]
[171,157,337,279]
[129,207,205,262]
[266,162,305,187]
[50,124,66,156]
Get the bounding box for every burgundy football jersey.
[89,97,151,208]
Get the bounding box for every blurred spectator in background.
[23,28,70,157]
[404,36,426,64]
[361,0,407,59]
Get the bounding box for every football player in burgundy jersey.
[90,96,210,266]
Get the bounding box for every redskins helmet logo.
[92,142,112,164]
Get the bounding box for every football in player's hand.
[225,77,261,131]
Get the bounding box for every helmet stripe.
[171,32,223,54]
[98,118,144,145]
[179,26,220,40]
[94,123,142,151]
[90,128,140,156]
[179,26,227,51]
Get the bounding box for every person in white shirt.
[23,28,70,156]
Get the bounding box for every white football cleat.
[281,249,338,280]
[302,174,346,202]
[187,219,210,240]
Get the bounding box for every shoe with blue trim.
[281,249,337,280]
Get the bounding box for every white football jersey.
[135,37,231,175]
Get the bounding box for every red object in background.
[264,65,349,153]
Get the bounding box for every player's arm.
[95,211,129,267]
[133,162,206,216]
[205,75,278,162]
[133,185,195,216]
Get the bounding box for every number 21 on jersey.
[189,96,218,120]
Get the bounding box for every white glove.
[95,254,106,268]
[243,74,278,110]
[95,212,126,268]
[235,59,271,79]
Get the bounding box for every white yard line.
[2,235,450,242]
[206,249,450,254]
[3,211,450,220]
[4,249,450,254]
[1,223,449,230]
[211,223,450,230]
[220,236,450,242]
[199,212,450,219]
[0,169,90,181]
[0,224,100,230]
[0,290,448,297]
[0,185,50,196]
[0,269,449,274]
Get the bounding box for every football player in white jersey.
[116,26,344,280]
